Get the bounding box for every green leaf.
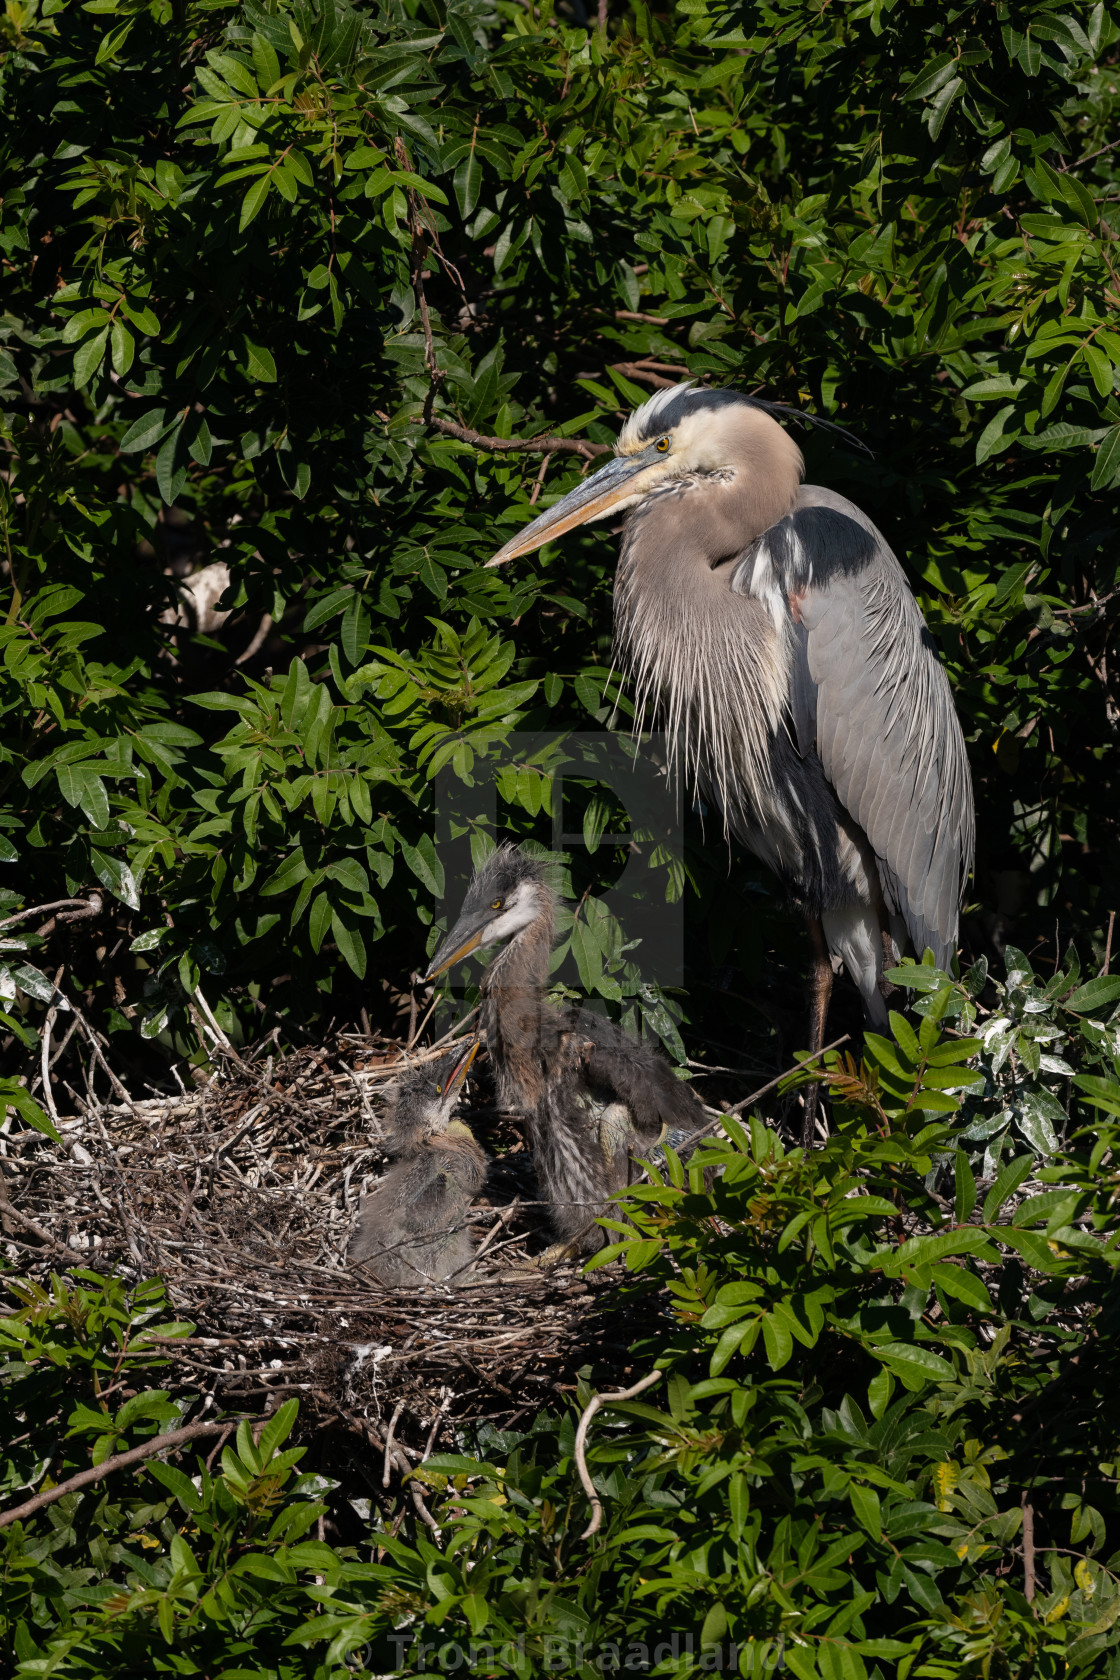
[110,319,135,376]
[119,408,174,453]
[257,1396,299,1460]
[1014,1088,1063,1154]
[849,1482,882,1538]
[90,850,140,911]
[401,834,443,896]
[882,1227,995,1275]
[981,1154,1034,1223]
[1064,974,1120,1012]
[0,1080,61,1142]
[932,1262,993,1314]
[308,892,331,952]
[239,172,272,229]
[260,850,311,897]
[760,1311,793,1370]
[73,328,109,388]
[244,339,277,382]
[1074,1074,1120,1118]
[904,52,958,100]
[156,421,187,505]
[331,908,366,978]
[872,1341,955,1385]
[454,149,482,219]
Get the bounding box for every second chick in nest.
[348,1042,486,1286]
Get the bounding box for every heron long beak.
[486,451,655,566]
[444,1039,480,1096]
[424,911,493,980]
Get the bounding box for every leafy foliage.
[4,968,1120,1676]
[0,1271,347,1677]
[4,0,1120,1672]
[1,0,1119,1069]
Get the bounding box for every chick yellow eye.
[491,899,502,909]
[435,1083,442,1095]
[655,436,671,453]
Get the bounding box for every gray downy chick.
[348,1041,486,1286]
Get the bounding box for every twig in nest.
[204,1423,237,1473]
[409,1469,439,1534]
[0,1165,75,1259]
[37,967,65,1126]
[383,1398,406,1489]
[0,1418,247,1530]
[575,1370,661,1539]
[406,987,438,1052]
[193,985,248,1068]
[411,415,608,460]
[70,1003,141,1114]
[454,1200,520,1275]
[421,1392,451,1461]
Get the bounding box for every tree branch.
[0,1418,244,1530]
[1022,1494,1036,1601]
[575,1370,661,1538]
[412,415,609,459]
[0,895,103,932]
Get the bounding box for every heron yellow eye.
[655,436,671,453]
[491,899,502,909]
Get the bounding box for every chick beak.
[444,1040,480,1098]
[423,913,490,981]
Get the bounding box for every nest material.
[0,1028,659,1449]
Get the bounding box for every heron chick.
[425,846,704,1263]
[348,1041,486,1286]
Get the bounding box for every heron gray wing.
[731,486,974,966]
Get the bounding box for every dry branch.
[575,1370,661,1538]
[0,894,103,931]
[413,415,609,459]
[0,1418,245,1530]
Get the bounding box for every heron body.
[426,847,705,1258]
[347,1043,486,1286]
[487,387,974,1073]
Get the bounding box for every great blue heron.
[348,1041,486,1285]
[425,845,705,1262]
[488,386,974,1133]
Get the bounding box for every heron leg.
[803,914,833,1149]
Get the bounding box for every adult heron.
[487,386,974,1130]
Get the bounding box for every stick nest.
[0,1030,658,1450]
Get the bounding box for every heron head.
[486,385,803,566]
[424,844,552,979]
[385,1040,480,1145]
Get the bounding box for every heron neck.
[613,491,792,822]
[480,909,554,1111]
